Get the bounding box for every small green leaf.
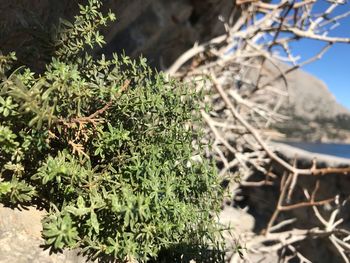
[77,195,85,209]
[0,182,12,195]
[90,211,99,234]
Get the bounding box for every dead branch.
[167,0,350,261]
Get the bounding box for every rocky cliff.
[269,63,350,142]
[0,0,234,69]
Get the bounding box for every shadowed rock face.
[99,0,234,68]
[0,0,80,71]
[0,0,234,69]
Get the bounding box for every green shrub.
[0,0,224,261]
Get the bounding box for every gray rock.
[0,0,235,69]
[0,204,88,263]
[218,206,255,234]
[99,0,235,68]
[247,60,350,142]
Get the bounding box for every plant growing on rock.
[0,0,224,261]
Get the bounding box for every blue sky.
[289,1,350,110]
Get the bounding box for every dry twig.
[167,0,350,261]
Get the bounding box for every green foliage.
[53,0,116,61]
[0,0,224,262]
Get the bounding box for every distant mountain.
[278,64,348,119]
[268,63,350,143]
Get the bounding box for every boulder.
[0,204,89,263]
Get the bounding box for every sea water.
[280,141,350,159]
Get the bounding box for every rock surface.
[275,63,349,120]
[0,204,88,263]
[0,0,234,69]
[99,0,234,69]
[245,60,350,142]
[263,62,350,142]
